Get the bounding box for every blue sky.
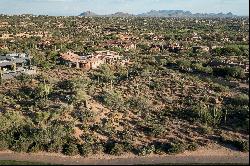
[0,0,249,16]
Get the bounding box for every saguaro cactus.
[0,68,3,85]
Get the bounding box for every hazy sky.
[0,0,249,16]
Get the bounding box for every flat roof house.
[0,53,36,79]
[58,50,123,70]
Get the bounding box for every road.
[0,145,249,165]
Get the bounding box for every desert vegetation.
[0,15,249,157]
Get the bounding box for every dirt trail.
[0,144,249,165]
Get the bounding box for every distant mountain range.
[79,10,238,18]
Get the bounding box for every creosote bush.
[167,142,186,154]
[105,141,124,156]
[220,135,249,152]
[78,143,93,157]
[137,144,155,156]
[187,143,199,151]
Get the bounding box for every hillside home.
[0,53,36,79]
[104,40,136,51]
[0,34,14,39]
[58,50,123,70]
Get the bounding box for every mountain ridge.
[79,10,238,18]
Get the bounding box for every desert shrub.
[176,107,200,122]
[229,94,249,106]
[153,141,171,155]
[16,73,32,85]
[62,142,79,156]
[11,130,33,153]
[198,125,213,135]
[222,104,249,132]
[187,143,199,151]
[118,130,135,143]
[82,134,98,145]
[177,103,223,127]
[148,124,166,137]
[0,110,27,131]
[127,96,151,112]
[46,139,65,153]
[92,143,105,154]
[18,86,35,99]
[93,64,115,83]
[78,143,93,157]
[234,141,249,152]
[33,111,51,126]
[137,144,155,156]
[87,85,96,96]
[57,79,76,92]
[28,142,43,153]
[122,141,134,152]
[212,45,245,56]
[211,83,229,92]
[192,63,213,74]
[101,90,124,111]
[220,135,249,152]
[9,126,34,153]
[10,137,32,152]
[105,142,124,156]
[167,141,186,154]
[0,135,9,150]
[176,59,191,71]
[74,108,94,123]
[62,137,79,156]
[44,123,74,153]
[148,81,162,91]
[34,82,52,100]
[213,66,245,79]
[35,98,50,109]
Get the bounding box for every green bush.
[222,105,249,132]
[62,142,79,156]
[192,63,213,74]
[10,137,32,153]
[229,94,249,106]
[212,45,244,56]
[220,136,249,152]
[153,141,170,154]
[234,140,249,152]
[16,73,32,85]
[137,144,155,156]
[213,66,245,79]
[176,59,191,71]
[199,125,213,135]
[0,139,9,151]
[187,143,199,151]
[46,139,65,153]
[105,142,124,156]
[167,142,186,154]
[101,90,124,111]
[149,125,166,137]
[92,143,105,154]
[212,83,229,92]
[74,108,94,123]
[122,141,134,152]
[127,96,151,112]
[28,142,43,153]
[78,143,93,157]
